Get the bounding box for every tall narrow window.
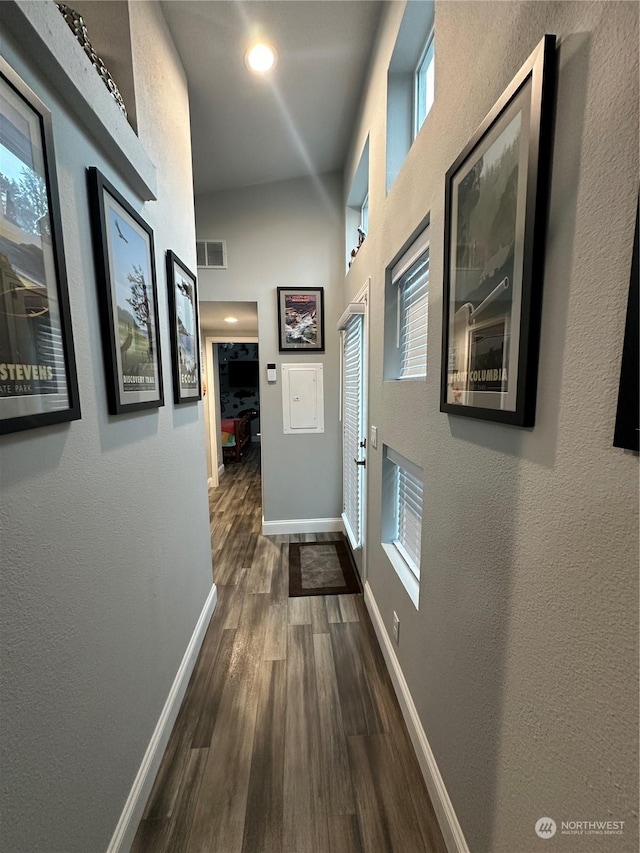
[386,0,435,191]
[385,226,429,380]
[382,446,423,608]
[415,30,435,136]
[398,250,429,378]
[395,463,423,578]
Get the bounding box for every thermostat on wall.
[267,363,277,382]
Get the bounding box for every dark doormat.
[288,539,361,597]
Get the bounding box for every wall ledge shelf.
[0,0,157,201]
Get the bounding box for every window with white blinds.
[342,313,364,549]
[381,446,423,607]
[383,225,429,381]
[395,465,423,578]
[397,249,429,379]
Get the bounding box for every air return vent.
[196,239,227,269]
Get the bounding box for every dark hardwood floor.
[132,444,447,853]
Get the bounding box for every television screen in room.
[228,360,259,387]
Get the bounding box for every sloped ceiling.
[161,0,383,194]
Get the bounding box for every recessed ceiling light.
[224,316,238,324]
[245,42,277,74]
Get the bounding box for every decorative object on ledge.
[0,56,81,435]
[440,34,557,427]
[277,286,325,352]
[349,226,366,268]
[87,167,164,415]
[166,250,202,404]
[56,3,127,118]
[613,197,639,452]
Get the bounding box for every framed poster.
[87,167,163,414]
[0,56,80,435]
[440,34,556,427]
[613,198,639,452]
[277,286,325,352]
[165,250,202,404]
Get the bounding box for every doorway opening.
[218,342,260,464]
[199,300,260,489]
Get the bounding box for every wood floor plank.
[283,624,329,853]
[214,516,253,585]
[329,622,385,737]
[288,595,312,625]
[242,659,286,853]
[313,633,356,816]
[186,594,269,852]
[223,568,247,628]
[245,534,279,594]
[348,733,447,853]
[162,748,209,853]
[337,594,360,623]
[310,596,330,634]
[191,628,236,748]
[325,596,343,624]
[327,814,364,853]
[142,611,230,821]
[270,542,289,602]
[210,518,231,553]
[130,818,171,853]
[264,602,288,661]
[351,596,407,735]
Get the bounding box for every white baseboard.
[364,582,470,853]
[217,464,225,479]
[107,584,218,853]
[261,516,344,536]
[207,477,213,488]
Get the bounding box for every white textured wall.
[0,3,213,851]
[196,174,344,524]
[345,2,639,851]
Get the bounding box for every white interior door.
[340,287,368,574]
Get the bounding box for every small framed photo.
[0,56,80,435]
[87,167,163,414]
[440,35,556,427]
[277,287,325,352]
[165,250,202,404]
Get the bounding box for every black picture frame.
[277,286,325,352]
[87,167,163,415]
[165,250,202,404]
[613,198,639,452]
[0,56,80,435]
[440,34,556,427]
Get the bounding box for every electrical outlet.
[371,425,378,449]
[392,611,400,644]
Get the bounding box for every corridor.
[132,446,447,852]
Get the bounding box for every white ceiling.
[199,300,259,333]
[160,0,383,194]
